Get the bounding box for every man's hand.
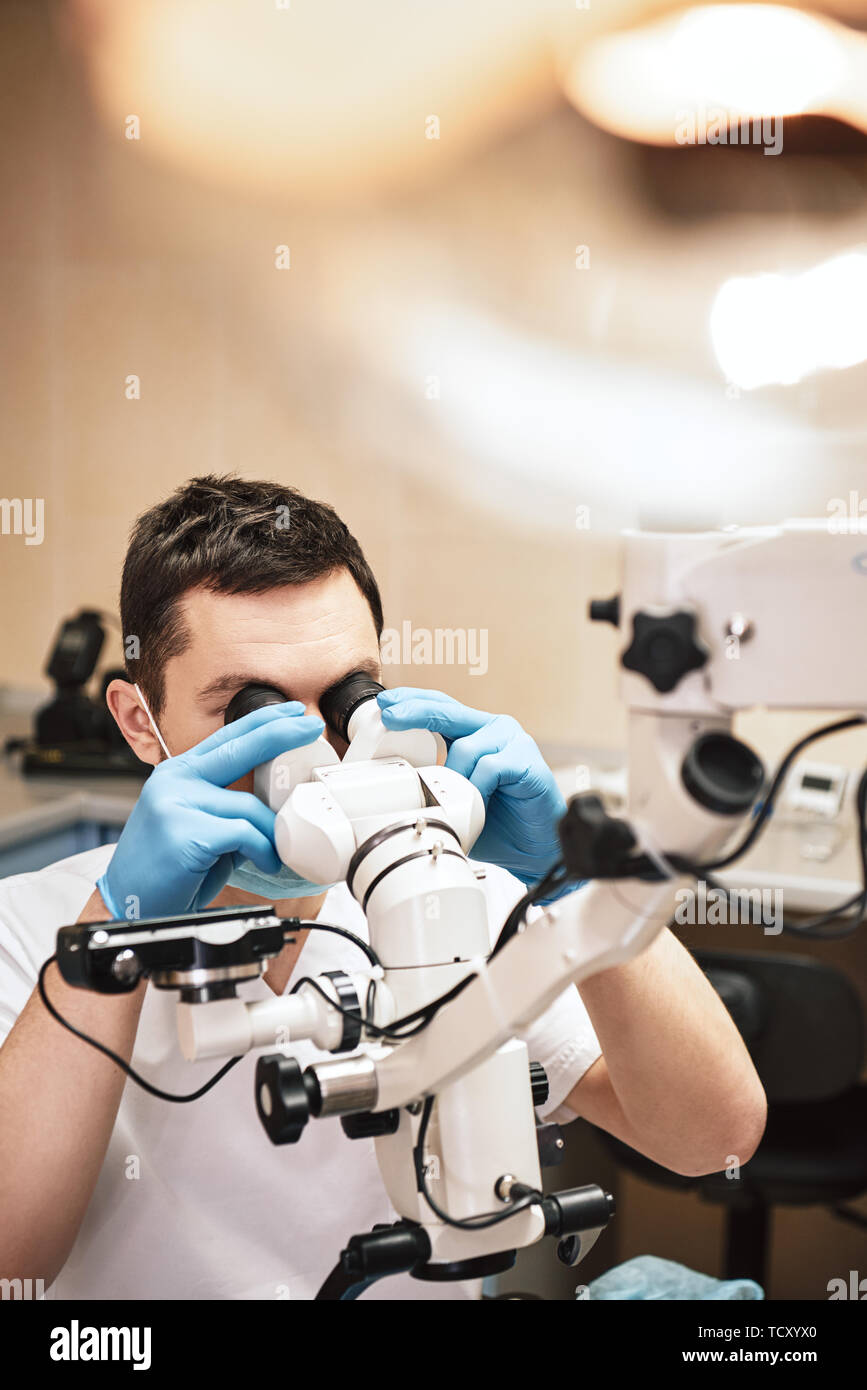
[97,703,325,919]
[377,687,571,895]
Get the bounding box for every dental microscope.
[54,518,867,1297]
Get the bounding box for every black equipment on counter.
[6,610,150,777]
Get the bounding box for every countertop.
[0,712,141,850]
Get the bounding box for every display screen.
[801,773,833,792]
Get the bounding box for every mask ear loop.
[134,683,173,760]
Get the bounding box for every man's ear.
[105,679,164,766]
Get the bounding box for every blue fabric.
[583,1255,764,1301]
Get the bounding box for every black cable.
[286,918,486,1040]
[413,1096,542,1230]
[37,922,380,1104]
[284,919,387,1035]
[285,919,381,969]
[688,765,867,942]
[289,974,465,1041]
[681,715,866,878]
[354,865,576,1036]
[694,876,866,941]
[281,966,543,1228]
[625,715,867,884]
[490,862,574,959]
[559,716,867,942]
[37,957,242,1102]
[292,870,570,1044]
[365,976,377,1032]
[388,972,479,1033]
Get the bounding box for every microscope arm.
[370,872,688,1111]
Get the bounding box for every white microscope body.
[180,690,555,1262]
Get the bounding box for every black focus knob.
[558,795,637,880]
[340,1109,401,1140]
[621,610,708,694]
[255,1054,319,1145]
[588,595,621,627]
[530,1061,549,1109]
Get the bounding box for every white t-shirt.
[0,845,601,1301]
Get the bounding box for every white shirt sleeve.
[0,848,110,1046]
[481,865,601,1125]
[0,913,38,1045]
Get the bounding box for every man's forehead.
[181,574,372,632]
[172,579,380,699]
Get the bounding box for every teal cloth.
[583,1255,764,1301]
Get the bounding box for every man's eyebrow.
[196,658,382,706]
[320,658,383,700]
[195,674,285,705]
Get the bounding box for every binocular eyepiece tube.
[224,670,385,738]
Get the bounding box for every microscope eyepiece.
[223,672,386,741]
[224,683,288,725]
[320,671,385,742]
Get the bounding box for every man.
[0,475,766,1300]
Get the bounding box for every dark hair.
[120,474,384,714]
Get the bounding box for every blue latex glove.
[97,703,325,920]
[377,688,579,900]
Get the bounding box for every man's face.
[157,568,382,786]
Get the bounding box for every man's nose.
[307,701,348,757]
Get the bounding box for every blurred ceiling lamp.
[711,249,867,390]
[69,0,558,200]
[562,4,867,143]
